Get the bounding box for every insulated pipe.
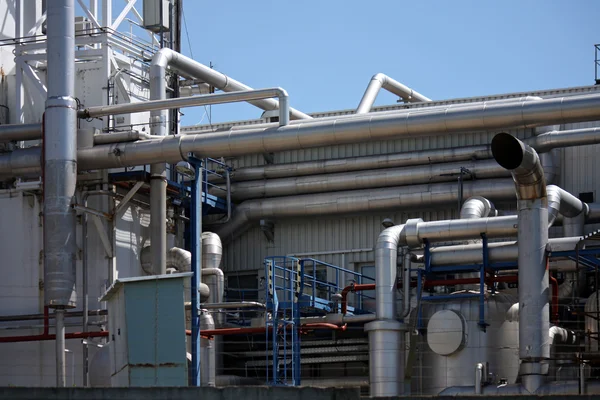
[0,123,42,142]
[214,178,517,242]
[428,237,581,266]
[475,363,484,395]
[55,310,66,387]
[93,131,161,144]
[224,159,510,201]
[81,88,293,127]
[460,196,497,219]
[535,125,561,185]
[356,73,431,114]
[491,133,549,394]
[226,145,493,182]
[44,0,78,309]
[558,212,586,301]
[150,48,310,121]
[69,92,600,171]
[547,185,587,227]
[6,100,600,177]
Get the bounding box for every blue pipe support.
[424,239,431,274]
[189,156,202,387]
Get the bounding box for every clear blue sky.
[177,0,599,125]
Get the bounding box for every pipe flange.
[404,218,423,249]
[46,96,78,110]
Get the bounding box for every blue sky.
[177,0,599,125]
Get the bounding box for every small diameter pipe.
[0,306,108,343]
[185,323,346,337]
[475,363,484,395]
[80,88,291,127]
[55,310,66,387]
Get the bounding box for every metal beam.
[111,0,137,31]
[90,214,113,258]
[113,181,144,217]
[76,0,102,28]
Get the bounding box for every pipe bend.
[491,132,546,199]
[460,196,496,219]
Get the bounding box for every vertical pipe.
[82,202,89,387]
[149,47,168,276]
[55,310,66,387]
[580,362,586,394]
[190,160,202,386]
[45,0,77,387]
[475,363,484,394]
[491,133,548,393]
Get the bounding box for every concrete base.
[0,387,360,400]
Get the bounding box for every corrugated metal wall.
[218,86,600,275]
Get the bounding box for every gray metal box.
[100,273,191,387]
[143,0,170,33]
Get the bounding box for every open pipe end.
[491,132,524,170]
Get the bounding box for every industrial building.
[2,0,600,397]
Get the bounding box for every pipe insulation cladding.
[44,0,77,309]
[492,132,549,394]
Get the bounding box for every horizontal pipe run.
[93,131,162,144]
[0,309,107,322]
[4,109,600,179]
[214,178,517,241]
[70,92,600,171]
[0,331,108,343]
[200,301,265,310]
[0,123,43,142]
[225,159,510,201]
[227,145,492,182]
[81,88,291,127]
[185,322,347,337]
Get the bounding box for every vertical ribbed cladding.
[44,0,77,308]
[491,132,549,393]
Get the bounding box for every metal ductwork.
[225,145,493,182]
[140,246,210,302]
[428,236,581,266]
[547,185,587,227]
[200,313,216,387]
[44,0,77,388]
[460,196,497,219]
[558,212,587,301]
[356,73,431,114]
[214,179,517,242]
[535,125,561,185]
[224,159,510,201]
[492,132,549,393]
[151,48,311,121]
[4,101,600,178]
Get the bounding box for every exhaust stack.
[492,133,549,393]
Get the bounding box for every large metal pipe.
[226,145,492,182]
[5,101,600,178]
[429,236,580,266]
[81,88,292,127]
[491,133,549,394]
[201,232,224,376]
[68,92,600,171]
[214,178,516,241]
[150,48,310,120]
[356,73,431,114]
[225,159,510,201]
[0,123,42,142]
[460,196,497,219]
[547,185,587,227]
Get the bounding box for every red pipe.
[0,331,108,343]
[0,306,108,344]
[340,283,375,314]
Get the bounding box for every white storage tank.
[410,292,519,395]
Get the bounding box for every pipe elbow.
[371,73,387,85]
[460,196,496,219]
[491,133,546,200]
[375,224,406,251]
[151,47,175,69]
